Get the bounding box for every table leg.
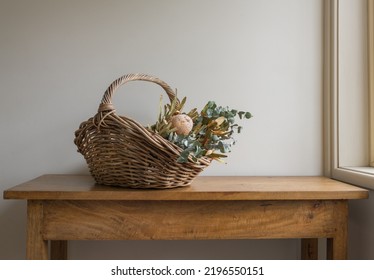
[51,240,68,260]
[326,201,348,260]
[301,238,318,259]
[27,200,48,260]
[327,235,347,259]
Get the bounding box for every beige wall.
[339,0,369,167]
[1,0,323,259]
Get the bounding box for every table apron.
[40,200,348,240]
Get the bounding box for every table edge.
[3,174,370,201]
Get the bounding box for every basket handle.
[98,73,178,112]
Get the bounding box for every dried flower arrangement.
[149,96,252,163]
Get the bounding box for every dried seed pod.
[170,114,193,135]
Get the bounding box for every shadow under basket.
[74,73,211,189]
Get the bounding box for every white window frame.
[324,0,374,190]
[369,0,374,167]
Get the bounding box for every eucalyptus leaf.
[245,112,253,119]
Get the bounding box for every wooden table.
[3,174,368,260]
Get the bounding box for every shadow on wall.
[349,191,374,260]
[0,200,27,260]
[69,239,299,260]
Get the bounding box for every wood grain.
[5,175,366,259]
[3,175,369,201]
[27,200,48,260]
[42,200,346,241]
[301,238,318,260]
[326,201,348,260]
[50,241,68,260]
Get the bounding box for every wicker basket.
[74,73,211,189]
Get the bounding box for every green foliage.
[149,97,252,163]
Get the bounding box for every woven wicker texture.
[74,74,211,189]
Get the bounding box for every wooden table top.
[3,174,369,201]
